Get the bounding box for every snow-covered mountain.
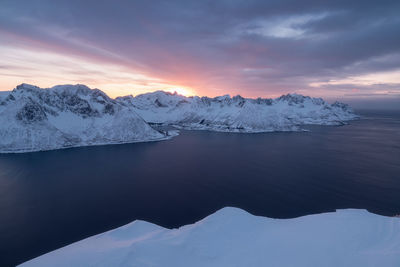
[117,91,357,132]
[0,91,10,100]
[0,84,358,152]
[0,84,168,153]
[19,208,400,267]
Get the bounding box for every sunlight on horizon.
[0,45,199,98]
[0,44,399,101]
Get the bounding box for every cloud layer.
[0,0,399,103]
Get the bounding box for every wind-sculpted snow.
[117,91,358,132]
[0,84,168,153]
[19,208,400,267]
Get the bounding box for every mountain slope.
[117,91,358,132]
[19,208,400,267]
[0,84,167,153]
[0,84,358,152]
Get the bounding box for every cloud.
[0,0,399,102]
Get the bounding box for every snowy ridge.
[0,84,169,153]
[0,84,358,152]
[19,208,400,267]
[117,91,358,132]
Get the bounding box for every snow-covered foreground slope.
[118,91,358,132]
[0,84,168,153]
[20,208,400,267]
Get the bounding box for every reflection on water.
[0,110,399,266]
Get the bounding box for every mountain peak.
[15,83,41,92]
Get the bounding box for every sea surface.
[1,110,400,266]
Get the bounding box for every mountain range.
[0,84,357,153]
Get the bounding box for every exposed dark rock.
[16,101,47,123]
[64,95,98,117]
[103,103,115,115]
[176,100,190,107]
[332,102,350,110]
[255,98,273,105]
[6,94,15,101]
[155,99,167,107]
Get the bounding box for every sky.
[0,0,399,108]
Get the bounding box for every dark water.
[1,110,400,266]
